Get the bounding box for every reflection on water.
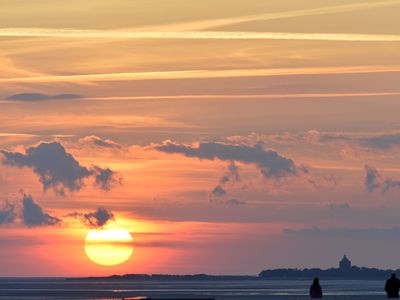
[0,278,388,299]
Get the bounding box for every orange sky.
[1,0,400,276]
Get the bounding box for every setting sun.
[84,228,133,266]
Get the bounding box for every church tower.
[339,255,351,271]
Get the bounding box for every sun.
[84,228,133,266]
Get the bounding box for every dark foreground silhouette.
[386,273,400,298]
[309,277,323,298]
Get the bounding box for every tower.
[339,255,351,271]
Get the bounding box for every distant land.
[72,255,400,281]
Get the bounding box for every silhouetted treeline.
[259,266,400,280]
[73,274,257,281]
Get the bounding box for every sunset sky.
[1,0,400,277]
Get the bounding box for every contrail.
[0,65,399,84]
[143,0,400,31]
[81,92,400,101]
[1,28,400,42]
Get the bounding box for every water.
[0,278,389,300]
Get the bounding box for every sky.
[1,0,400,277]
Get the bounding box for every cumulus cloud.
[364,165,400,194]
[67,207,114,228]
[155,141,298,179]
[0,142,121,195]
[22,194,60,227]
[79,135,122,149]
[7,93,81,101]
[382,179,400,193]
[220,161,241,184]
[0,200,16,225]
[92,166,122,191]
[211,185,227,197]
[0,195,115,229]
[365,165,381,193]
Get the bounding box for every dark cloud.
[318,133,352,143]
[7,93,81,101]
[361,134,400,149]
[382,179,400,193]
[365,165,381,193]
[1,142,92,195]
[317,132,400,150]
[211,162,241,200]
[0,142,120,195]
[283,227,400,239]
[364,165,400,194]
[211,185,226,197]
[92,166,122,191]
[225,198,246,205]
[0,200,16,225]
[67,207,114,228]
[326,202,350,210]
[155,142,297,179]
[220,161,240,184]
[22,194,60,227]
[79,135,122,149]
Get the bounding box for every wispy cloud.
[1,65,399,84]
[78,92,400,102]
[1,28,400,42]
[143,0,400,31]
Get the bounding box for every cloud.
[225,199,246,205]
[1,142,92,195]
[361,134,400,149]
[155,142,297,179]
[220,162,240,184]
[315,132,400,150]
[2,27,400,42]
[0,200,16,225]
[22,194,60,227]
[365,165,381,193]
[1,65,399,84]
[211,185,227,197]
[92,166,122,191]
[327,202,350,210]
[67,207,114,228]
[382,179,400,193]
[283,227,400,239]
[364,165,400,194]
[0,142,120,195]
[147,0,400,31]
[79,135,122,149]
[7,93,81,101]
[211,162,241,200]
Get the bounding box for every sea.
[0,278,390,300]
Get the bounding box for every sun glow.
[84,228,133,266]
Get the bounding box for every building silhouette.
[339,255,351,271]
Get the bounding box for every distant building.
[339,255,351,271]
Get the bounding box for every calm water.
[0,278,389,300]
